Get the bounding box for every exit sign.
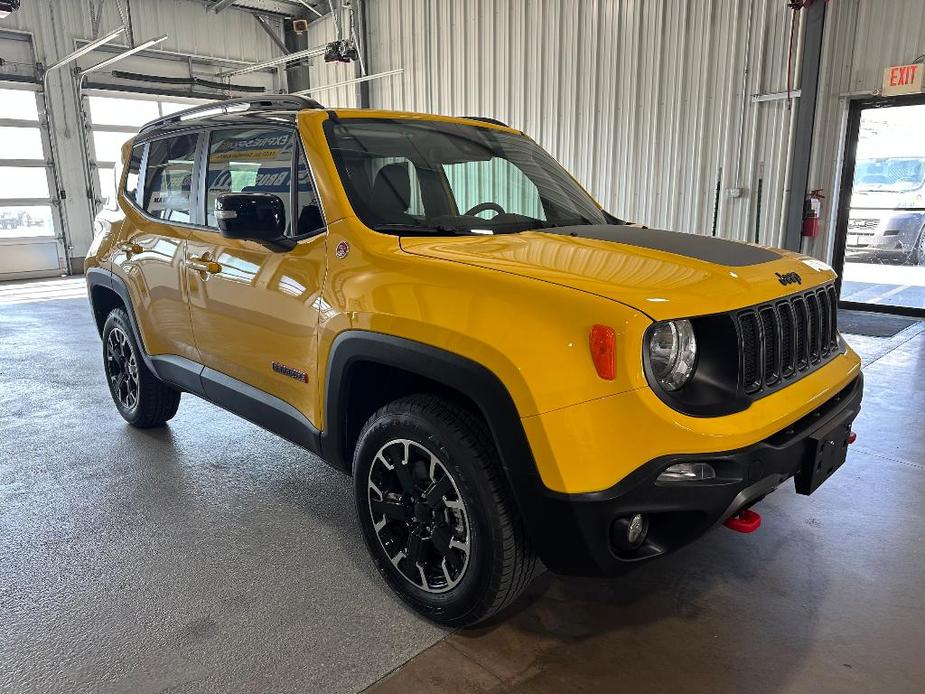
[882,63,924,96]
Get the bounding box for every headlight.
[647,319,697,391]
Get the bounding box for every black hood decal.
[538,225,782,267]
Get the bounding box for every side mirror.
[215,193,294,250]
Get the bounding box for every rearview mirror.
[215,193,294,251]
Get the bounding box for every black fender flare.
[86,267,151,363]
[320,330,550,535]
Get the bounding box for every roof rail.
[461,116,509,127]
[138,95,325,135]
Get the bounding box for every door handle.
[119,242,143,255]
[187,255,222,274]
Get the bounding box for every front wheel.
[911,227,925,266]
[353,395,537,627]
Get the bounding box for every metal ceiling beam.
[254,15,288,53]
[212,0,315,16]
[295,0,324,19]
[210,0,239,13]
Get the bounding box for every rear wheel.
[102,308,180,428]
[353,394,537,627]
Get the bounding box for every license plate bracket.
[794,417,852,496]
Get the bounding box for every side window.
[204,127,294,231]
[295,146,325,236]
[443,158,545,220]
[124,143,144,206]
[143,134,198,222]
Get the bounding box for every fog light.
[657,462,716,483]
[627,513,646,545]
[611,513,649,553]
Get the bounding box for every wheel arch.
[86,268,156,371]
[320,331,547,525]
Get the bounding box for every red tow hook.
[724,509,762,533]
[848,431,857,444]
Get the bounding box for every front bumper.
[523,374,863,576]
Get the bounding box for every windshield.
[853,158,925,193]
[324,118,607,235]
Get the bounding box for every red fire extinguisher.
[802,189,825,237]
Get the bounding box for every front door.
[184,126,327,426]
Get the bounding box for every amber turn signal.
[589,324,616,380]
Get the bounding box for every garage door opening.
[84,91,208,212]
[835,96,925,317]
[0,83,63,279]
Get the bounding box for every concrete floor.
[2,278,924,694]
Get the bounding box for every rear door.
[184,125,327,426]
[113,132,200,362]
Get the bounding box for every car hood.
[399,225,836,320]
[850,189,918,209]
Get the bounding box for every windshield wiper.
[371,223,471,236]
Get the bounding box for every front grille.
[736,283,840,397]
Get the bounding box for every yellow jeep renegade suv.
[86,96,863,627]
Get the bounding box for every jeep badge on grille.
[776,272,802,286]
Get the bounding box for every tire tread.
[363,394,538,625]
[103,308,180,428]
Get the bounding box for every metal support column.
[283,19,311,93]
[354,0,370,108]
[783,0,826,251]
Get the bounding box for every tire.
[912,227,925,266]
[102,308,180,428]
[353,394,537,627]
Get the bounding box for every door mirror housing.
[215,193,294,250]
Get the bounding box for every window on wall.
[85,93,206,210]
[143,134,198,223]
[0,86,56,239]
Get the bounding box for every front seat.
[370,163,415,224]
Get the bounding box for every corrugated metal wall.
[360,0,925,262]
[363,0,803,249]
[5,0,925,266]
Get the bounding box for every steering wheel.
[464,201,506,218]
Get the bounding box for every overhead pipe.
[290,68,403,95]
[78,35,168,76]
[217,44,327,78]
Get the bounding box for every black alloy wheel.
[366,438,471,593]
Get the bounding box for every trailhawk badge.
[335,241,350,259]
[776,271,802,286]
